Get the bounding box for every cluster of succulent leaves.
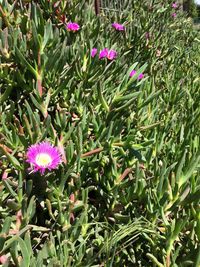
[0,0,200,266]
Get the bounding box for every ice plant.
[91,48,98,58]
[26,141,62,175]
[172,2,178,9]
[130,70,136,77]
[107,49,117,60]
[138,73,144,80]
[99,48,117,60]
[130,69,144,80]
[99,48,109,59]
[112,22,125,31]
[66,22,80,32]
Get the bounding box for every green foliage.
[183,0,198,18]
[0,0,200,266]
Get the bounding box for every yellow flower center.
[36,153,52,167]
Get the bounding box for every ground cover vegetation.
[0,0,200,266]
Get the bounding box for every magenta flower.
[91,48,98,58]
[138,73,144,80]
[112,22,125,31]
[99,48,117,60]
[130,69,144,80]
[66,22,80,32]
[26,142,62,175]
[172,2,178,9]
[172,12,177,18]
[99,48,109,59]
[130,70,136,77]
[107,49,117,60]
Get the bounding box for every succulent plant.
[0,0,200,266]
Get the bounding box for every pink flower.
[112,22,125,31]
[99,48,117,60]
[107,49,117,60]
[91,48,98,58]
[130,69,144,80]
[172,13,177,18]
[66,22,80,32]
[130,70,136,77]
[26,142,62,175]
[138,73,144,80]
[2,170,8,180]
[0,256,7,264]
[99,48,109,59]
[172,2,178,9]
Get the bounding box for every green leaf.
[179,153,200,187]
[175,149,187,184]
[3,180,18,199]
[146,253,164,267]
[15,47,38,78]
[0,146,22,170]
[139,89,163,108]
[18,237,31,267]
[1,226,32,254]
[1,217,12,235]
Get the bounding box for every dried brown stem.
[94,0,101,15]
[81,147,103,158]
[119,168,133,182]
